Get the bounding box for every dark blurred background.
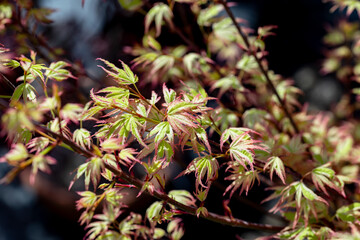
[0,0,358,239]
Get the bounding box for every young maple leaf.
[263,156,286,184]
[145,3,174,37]
[221,128,265,170]
[224,169,260,197]
[183,155,219,190]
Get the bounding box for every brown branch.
[33,123,284,232]
[219,0,318,163]
[218,0,299,134]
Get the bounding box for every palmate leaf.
[168,190,196,207]
[146,201,164,223]
[76,191,98,211]
[0,143,28,164]
[167,218,184,240]
[60,103,84,123]
[90,88,129,110]
[336,202,360,223]
[148,121,174,146]
[97,58,138,85]
[27,137,50,153]
[81,105,104,120]
[45,61,75,81]
[178,126,211,154]
[213,18,239,42]
[311,165,341,196]
[167,101,200,115]
[71,157,104,190]
[264,156,286,184]
[116,113,147,147]
[224,169,260,197]
[184,155,219,189]
[211,75,244,97]
[145,3,173,37]
[167,113,198,136]
[31,153,56,184]
[274,181,328,228]
[97,86,130,103]
[220,127,255,149]
[163,84,176,104]
[227,132,264,170]
[327,0,360,16]
[197,4,223,27]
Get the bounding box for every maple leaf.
[97,58,138,85]
[145,3,173,37]
[224,168,260,197]
[221,128,265,170]
[183,155,219,190]
[264,156,286,184]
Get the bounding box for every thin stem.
[0,72,15,89]
[219,0,317,163]
[219,0,299,134]
[0,95,11,99]
[131,83,164,116]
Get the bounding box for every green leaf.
[184,155,219,189]
[4,59,20,69]
[45,61,73,81]
[0,143,28,163]
[151,55,175,75]
[212,75,243,96]
[236,54,258,73]
[334,136,353,161]
[73,128,91,149]
[213,18,238,42]
[97,58,138,85]
[29,63,45,82]
[264,156,286,184]
[23,83,37,102]
[145,3,173,37]
[183,53,207,75]
[167,101,199,115]
[146,201,163,222]
[81,105,103,120]
[10,83,25,103]
[197,4,223,26]
[220,127,252,149]
[163,84,176,104]
[336,202,360,222]
[243,108,268,128]
[157,140,173,160]
[153,228,165,239]
[225,169,260,197]
[168,190,196,207]
[77,191,98,210]
[118,0,143,11]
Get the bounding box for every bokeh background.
[0,0,358,239]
